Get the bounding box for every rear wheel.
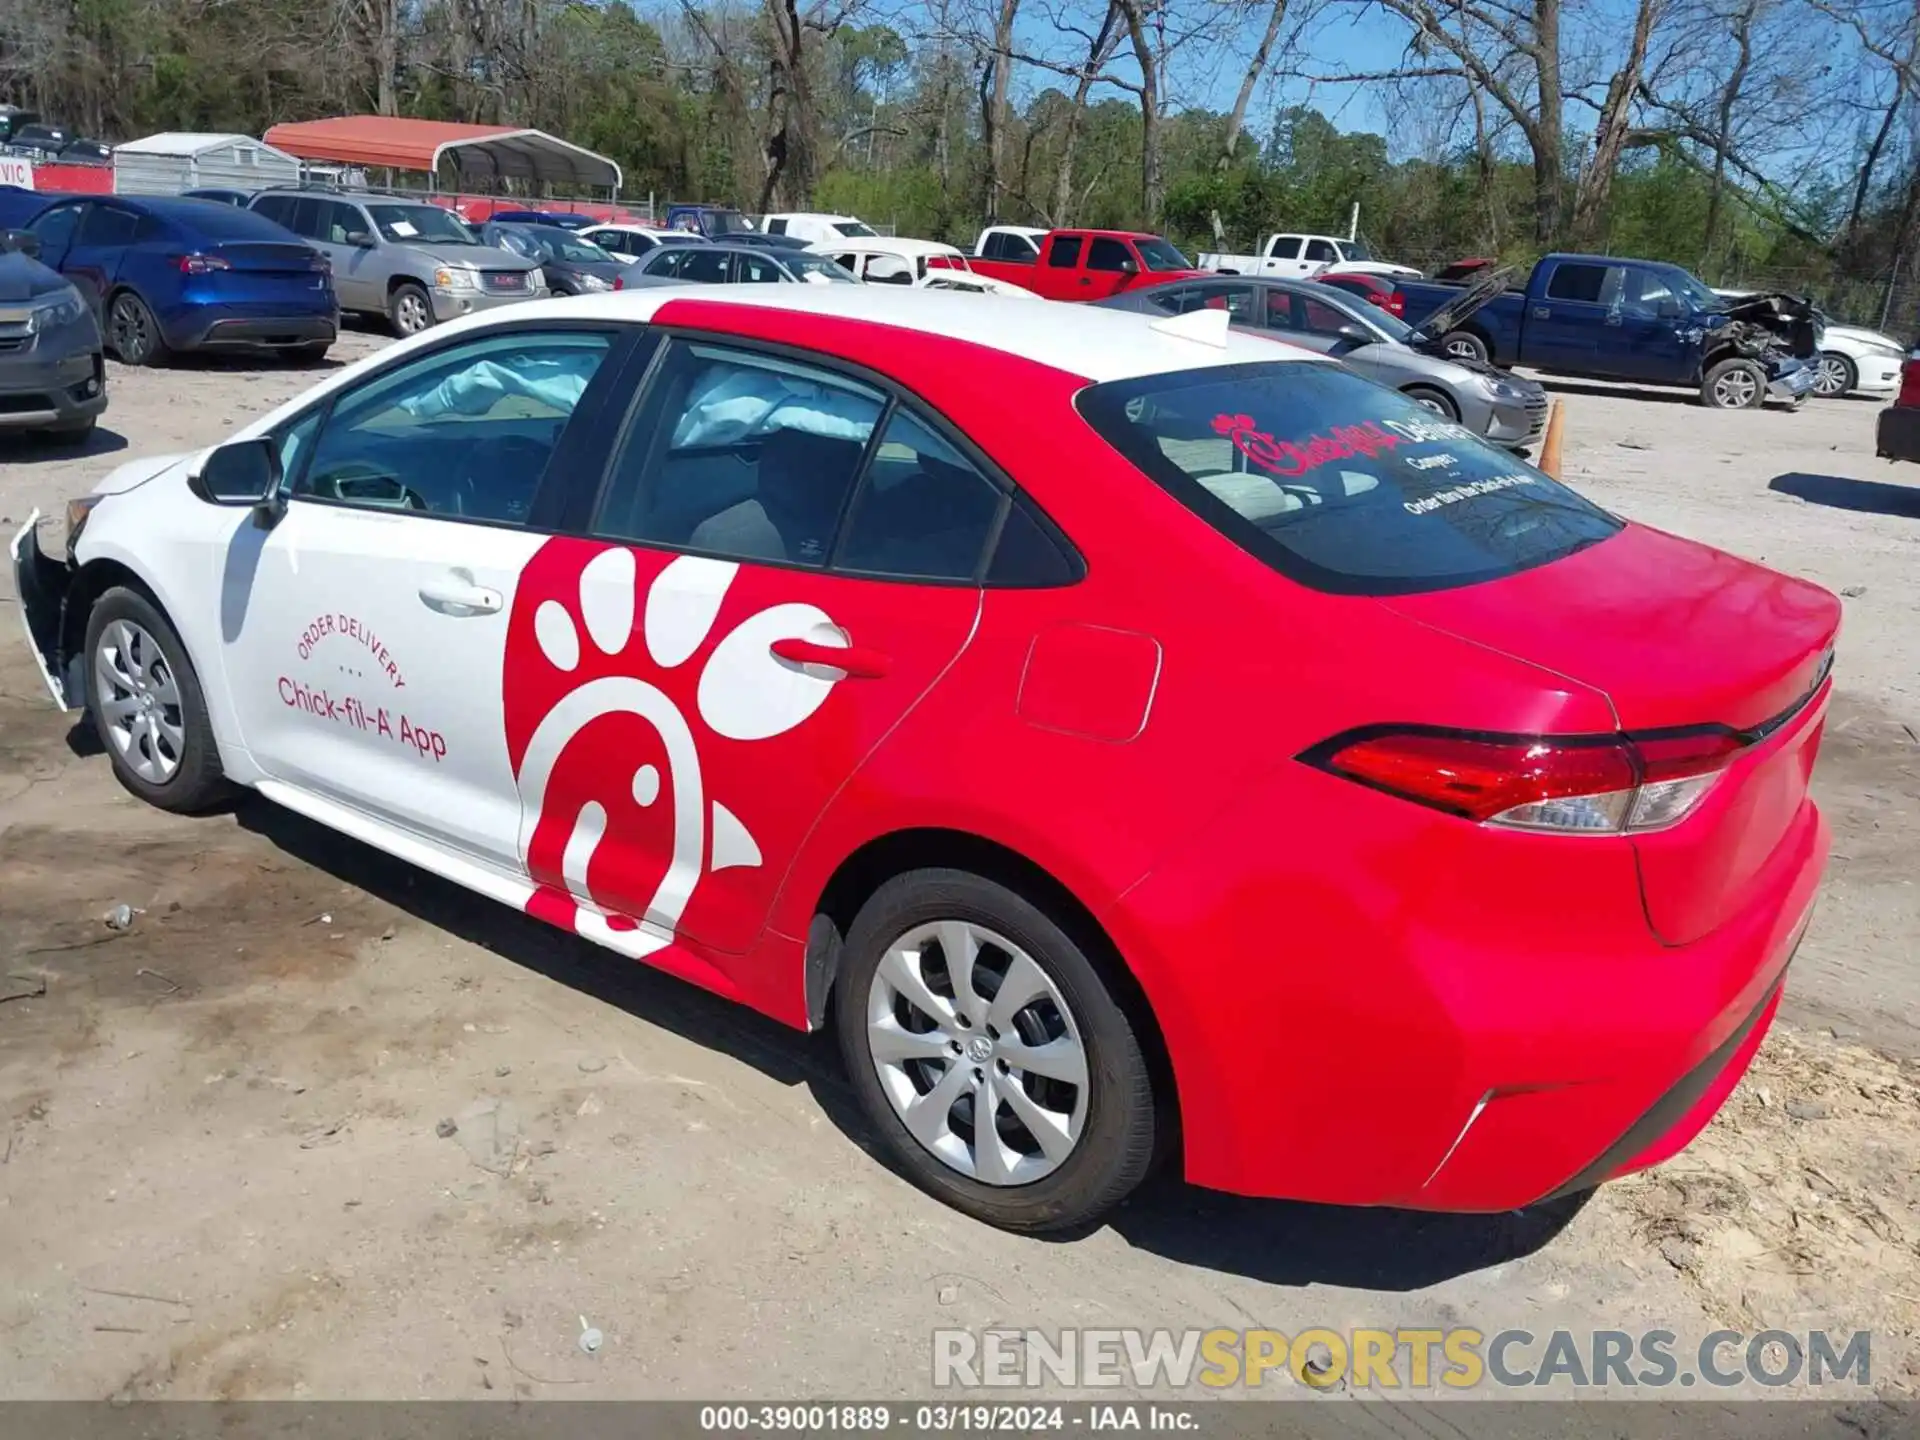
[1439,329,1488,364]
[1403,384,1460,421]
[388,283,433,337]
[107,291,170,367]
[1703,356,1766,409]
[1812,351,1855,399]
[289,341,333,365]
[84,587,226,813]
[833,868,1158,1233]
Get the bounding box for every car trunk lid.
[208,242,327,277]
[1384,523,1839,944]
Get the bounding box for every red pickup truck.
[969,228,1211,301]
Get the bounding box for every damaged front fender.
[9,510,78,711]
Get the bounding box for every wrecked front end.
[1707,291,1824,402]
[9,511,78,711]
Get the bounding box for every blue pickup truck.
[1393,253,1822,410]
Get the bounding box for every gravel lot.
[1,339,1916,1404]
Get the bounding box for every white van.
[760,212,878,245]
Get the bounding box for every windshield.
[1338,239,1374,262]
[1138,236,1196,272]
[834,221,878,238]
[786,253,858,284]
[704,210,751,234]
[1307,283,1415,343]
[513,226,614,264]
[368,204,477,245]
[1077,361,1620,596]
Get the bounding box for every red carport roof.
[261,116,621,191]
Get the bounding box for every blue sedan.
[24,196,338,365]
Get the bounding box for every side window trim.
[579,327,1084,588]
[273,320,647,537]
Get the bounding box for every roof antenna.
[1147,306,1231,347]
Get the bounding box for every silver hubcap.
[1813,355,1849,397]
[1415,394,1448,415]
[1446,339,1477,359]
[397,294,429,333]
[95,620,185,784]
[866,920,1089,1186]
[1714,369,1758,407]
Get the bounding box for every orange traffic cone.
[1538,398,1565,479]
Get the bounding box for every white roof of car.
[814,236,965,258]
[763,212,863,223]
[466,286,1321,383]
[582,223,680,238]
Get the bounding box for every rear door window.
[1545,263,1617,304]
[78,206,138,247]
[1077,361,1621,596]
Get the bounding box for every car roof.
[818,237,963,257]
[446,286,1326,384]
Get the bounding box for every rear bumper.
[1877,404,1920,462]
[8,511,78,710]
[164,304,338,352]
[0,349,107,428]
[1109,768,1829,1212]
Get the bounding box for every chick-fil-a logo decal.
[1211,412,1402,477]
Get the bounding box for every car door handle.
[770,637,889,679]
[418,573,502,615]
[1532,306,1551,319]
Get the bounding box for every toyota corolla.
[10,288,1836,1232]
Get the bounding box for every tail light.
[1365,290,1390,309]
[177,253,232,274]
[1897,357,1920,410]
[1387,290,1406,318]
[1303,726,1750,834]
[612,274,624,290]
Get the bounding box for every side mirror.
[1119,256,1139,274]
[344,230,374,248]
[1336,322,1372,342]
[0,228,40,258]
[1655,296,1686,319]
[189,437,282,509]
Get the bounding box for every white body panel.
[1200,234,1418,281]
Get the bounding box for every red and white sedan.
[12,287,1837,1231]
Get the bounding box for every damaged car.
[1390,254,1820,409]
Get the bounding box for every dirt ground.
[1,338,1917,1404]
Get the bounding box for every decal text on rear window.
[1211,412,1400,478]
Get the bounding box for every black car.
[6,124,74,161]
[480,222,630,294]
[0,230,107,439]
[724,229,812,251]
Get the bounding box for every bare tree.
[1568,0,1666,243]
[1220,0,1294,164]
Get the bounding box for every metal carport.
[260,116,622,194]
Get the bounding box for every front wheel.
[833,868,1158,1233]
[1439,329,1489,364]
[84,587,227,813]
[388,283,434,337]
[1702,356,1766,409]
[1812,351,1856,399]
[1403,384,1460,421]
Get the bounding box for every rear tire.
[290,341,333,364]
[388,283,434,337]
[833,868,1158,1233]
[107,291,170,367]
[1702,356,1766,409]
[1403,384,1460,421]
[84,587,227,814]
[1439,329,1489,364]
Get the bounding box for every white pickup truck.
[1198,233,1420,280]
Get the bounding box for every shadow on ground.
[226,787,1586,1291]
[0,425,128,464]
[1771,471,1920,519]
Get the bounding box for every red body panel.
[497,294,1835,1209]
[968,229,1211,301]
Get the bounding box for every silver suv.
[247,191,545,336]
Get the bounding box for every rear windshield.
[1077,361,1620,596]
[176,204,300,241]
